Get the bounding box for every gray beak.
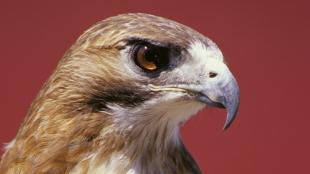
[219,77,240,130]
[196,61,240,130]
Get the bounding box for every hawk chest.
[69,152,136,174]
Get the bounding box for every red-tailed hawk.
[0,13,239,174]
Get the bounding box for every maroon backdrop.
[1,0,309,173]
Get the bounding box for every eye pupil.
[134,44,169,72]
[145,47,159,62]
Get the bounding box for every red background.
[0,0,309,173]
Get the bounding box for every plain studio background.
[0,0,309,173]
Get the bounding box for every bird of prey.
[0,13,239,174]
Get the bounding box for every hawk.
[0,13,239,174]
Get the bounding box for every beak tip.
[223,118,234,130]
[222,100,239,130]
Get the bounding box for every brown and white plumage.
[0,13,239,174]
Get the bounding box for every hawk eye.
[133,44,169,72]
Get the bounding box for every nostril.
[209,72,218,78]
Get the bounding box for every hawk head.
[0,13,239,174]
[77,13,239,129]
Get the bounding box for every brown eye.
[136,46,157,71]
[134,44,169,72]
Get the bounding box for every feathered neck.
[0,83,203,174]
[95,97,203,174]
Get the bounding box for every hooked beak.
[197,76,239,129]
[197,60,240,130]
